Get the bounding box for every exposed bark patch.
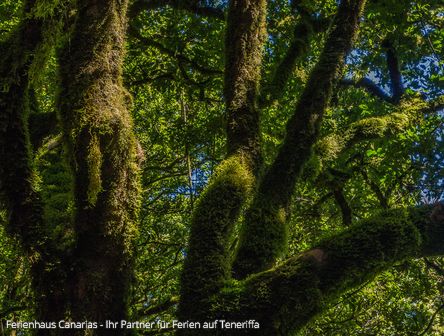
[303,248,326,265]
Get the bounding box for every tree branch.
[340,40,404,105]
[258,15,330,108]
[382,39,404,103]
[218,205,444,335]
[178,0,266,323]
[361,170,389,209]
[340,77,393,103]
[232,0,367,279]
[424,258,444,276]
[224,0,266,166]
[314,108,419,168]
[178,156,254,323]
[128,25,222,76]
[333,187,353,226]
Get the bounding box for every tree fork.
[178,156,253,324]
[232,0,367,279]
[178,0,267,326]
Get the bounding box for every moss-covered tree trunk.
[0,1,70,330]
[177,0,266,328]
[2,0,140,331]
[57,0,140,330]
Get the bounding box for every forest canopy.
[0,0,443,335]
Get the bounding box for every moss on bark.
[57,0,141,329]
[314,99,424,167]
[258,15,328,108]
[224,0,266,168]
[0,2,70,328]
[178,155,253,324]
[232,0,367,279]
[213,206,442,335]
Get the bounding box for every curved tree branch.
[258,15,331,108]
[340,77,394,103]
[340,40,404,105]
[178,156,254,323]
[313,105,420,170]
[218,205,444,335]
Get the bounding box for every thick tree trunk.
[58,0,140,332]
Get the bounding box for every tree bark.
[213,206,444,335]
[233,0,367,279]
[57,0,140,331]
[178,0,267,324]
[224,0,266,168]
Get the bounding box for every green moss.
[318,209,422,294]
[233,197,289,279]
[224,0,266,164]
[314,99,423,169]
[55,0,141,326]
[35,136,75,249]
[86,134,102,205]
[231,0,366,281]
[179,154,254,321]
[212,207,432,335]
[0,4,72,325]
[259,15,323,108]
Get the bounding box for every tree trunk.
[0,1,70,330]
[57,0,140,331]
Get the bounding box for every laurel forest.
[0,0,443,335]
